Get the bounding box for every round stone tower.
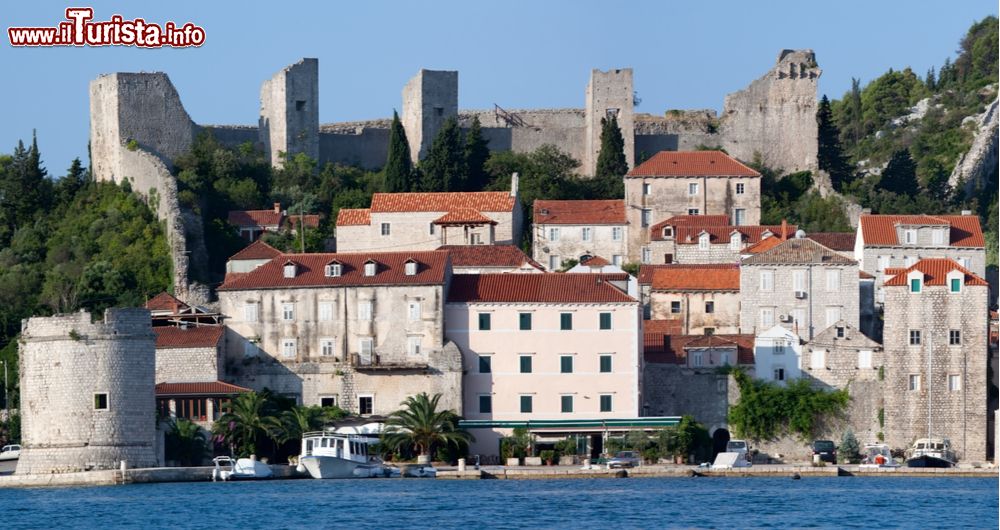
[17,308,157,474]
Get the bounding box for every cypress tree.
[595,115,628,179]
[419,117,466,192]
[384,111,413,192]
[879,149,919,196]
[464,116,490,191]
[816,95,853,191]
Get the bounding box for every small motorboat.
[296,429,385,479]
[905,438,956,468]
[859,443,899,469]
[0,444,20,461]
[212,456,273,481]
[401,464,437,478]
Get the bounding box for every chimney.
[274,202,281,214]
[510,172,519,198]
[861,208,871,215]
[780,219,788,240]
[961,209,972,216]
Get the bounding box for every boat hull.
[300,455,367,479]
[906,455,953,468]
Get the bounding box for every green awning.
[458,417,681,429]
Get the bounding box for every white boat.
[906,437,957,468]
[296,430,386,479]
[212,456,273,481]
[0,444,20,461]
[859,443,899,469]
[401,464,438,478]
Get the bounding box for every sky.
[1,0,997,174]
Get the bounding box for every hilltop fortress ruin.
[89,50,821,301]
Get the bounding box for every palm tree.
[381,392,472,465]
[269,405,331,445]
[211,391,279,457]
[165,418,209,466]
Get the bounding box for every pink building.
[445,274,645,459]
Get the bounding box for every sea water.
[0,476,996,528]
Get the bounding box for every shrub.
[839,429,860,464]
[539,450,555,464]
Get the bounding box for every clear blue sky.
[2,0,996,174]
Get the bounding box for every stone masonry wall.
[643,365,732,434]
[156,345,221,384]
[402,69,458,164]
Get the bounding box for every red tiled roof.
[218,251,450,290]
[644,319,683,334]
[627,151,761,178]
[661,224,793,244]
[639,264,738,285]
[859,270,875,280]
[228,209,283,228]
[744,235,784,254]
[883,258,988,287]
[336,208,371,226]
[644,264,740,291]
[742,237,856,265]
[229,240,281,261]
[154,326,224,349]
[582,255,611,267]
[146,292,189,312]
[807,232,856,251]
[644,333,755,365]
[370,191,516,213]
[437,245,543,270]
[447,274,636,303]
[155,381,251,396]
[284,214,322,230]
[859,215,984,247]
[533,200,626,225]
[433,208,497,225]
[659,215,730,227]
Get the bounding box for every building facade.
[638,264,741,334]
[532,199,628,270]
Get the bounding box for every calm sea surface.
[0,476,996,529]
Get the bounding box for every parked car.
[811,440,837,463]
[607,451,640,469]
[0,444,20,461]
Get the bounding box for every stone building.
[437,245,543,274]
[625,151,762,263]
[335,187,522,252]
[854,213,986,304]
[648,215,792,265]
[227,202,321,242]
[752,326,804,385]
[638,264,740,334]
[17,309,158,474]
[217,250,462,416]
[532,199,628,270]
[225,240,282,275]
[740,237,860,340]
[154,326,225,384]
[882,259,989,462]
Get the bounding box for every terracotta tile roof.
[644,319,683,334]
[336,208,371,226]
[447,274,636,303]
[218,251,450,291]
[859,270,875,280]
[806,232,856,251]
[641,264,740,291]
[639,264,739,286]
[644,333,755,365]
[741,237,856,265]
[533,200,626,225]
[146,292,189,312]
[229,240,281,261]
[154,326,224,349]
[370,191,516,213]
[883,258,988,287]
[581,255,611,267]
[626,151,761,178]
[744,235,785,254]
[284,214,322,230]
[433,208,497,225]
[438,245,543,270]
[660,224,793,244]
[659,215,730,227]
[859,215,984,247]
[227,209,283,228]
[155,381,251,396]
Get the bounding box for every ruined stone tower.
[585,68,635,175]
[17,309,158,474]
[401,69,458,163]
[259,58,320,168]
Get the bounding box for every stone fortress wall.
[16,309,158,474]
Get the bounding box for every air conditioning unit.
[778,314,793,323]
[794,291,808,299]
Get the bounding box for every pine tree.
[595,115,628,179]
[0,133,49,244]
[879,149,919,196]
[384,111,413,192]
[55,157,88,206]
[418,117,466,192]
[816,95,853,191]
[464,116,490,191]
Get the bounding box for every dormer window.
[364,260,377,277]
[904,229,917,245]
[404,259,418,276]
[698,232,710,250]
[662,227,673,239]
[947,270,963,293]
[836,326,845,338]
[730,232,741,250]
[283,261,297,278]
[931,229,945,245]
[325,261,342,277]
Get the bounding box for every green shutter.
[600,395,612,412]
[479,355,491,373]
[600,312,612,330]
[520,356,532,373]
[560,313,572,330]
[520,395,532,413]
[561,395,573,413]
[600,355,612,373]
[560,356,573,373]
[950,278,960,292]
[519,313,532,330]
[478,313,491,330]
[910,278,921,292]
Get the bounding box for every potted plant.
[539,449,555,466]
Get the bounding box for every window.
[687,208,700,216]
[407,336,422,356]
[877,255,890,271]
[519,313,532,330]
[792,309,806,326]
[773,368,785,381]
[358,301,373,321]
[359,338,374,362]
[688,182,699,196]
[760,270,774,291]
[295,100,306,111]
[325,263,342,277]
[858,350,872,369]
[94,393,108,410]
[600,394,613,412]
[320,338,335,357]
[520,395,533,413]
[662,227,674,239]
[364,261,377,276]
[760,308,774,328]
[670,301,682,314]
[613,255,623,266]
[734,209,746,226]
[243,341,259,358]
[358,395,373,415]
[478,313,491,331]
[612,227,623,241]
[479,395,492,414]
[698,233,710,250]
[810,349,826,370]
[836,326,845,338]
[641,209,651,227]
[549,255,560,271]
[405,261,417,276]
[826,269,840,291]
[957,257,971,269]
[408,301,421,321]
[320,396,338,408]
[318,302,334,322]
[560,355,574,373]
[948,374,961,391]
[519,355,533,373]
[705,301,715,314]
[642,247,652,264]
[470,234,482,247]
[908,375,920,391]
[599,312,612,330]
[549,228,560,241]
[560,313,573,330]
[282,303,295,321]
[582,227,592,241]
[600,354,612,373]
[949,329,961,345]
[910,278,921,293]
[642,183,651,195]
[904,229,916,245]
[561,395,574,413]
[282,338,297,358]
[792,270,806,292]
[730,233,741,250]
[735,182,745,195]
[283,263,296,278]
[932,229,944,245]
[429,222,435,235]
[704,327,715,336]
[380,223,391,236]
[244,303,258,322]
[478,355,492,373]
[692,351,704,367]
[950,278,961,293]
[909,330,921,345]
[774,339,786,354]
[904,256,917,267]
[825,307,842,327]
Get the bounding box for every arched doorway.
[712,428,731,457]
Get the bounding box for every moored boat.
[859,443,899,469]
[212,456,273,481]
[296,429,385,479]
[905,438,956,468]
